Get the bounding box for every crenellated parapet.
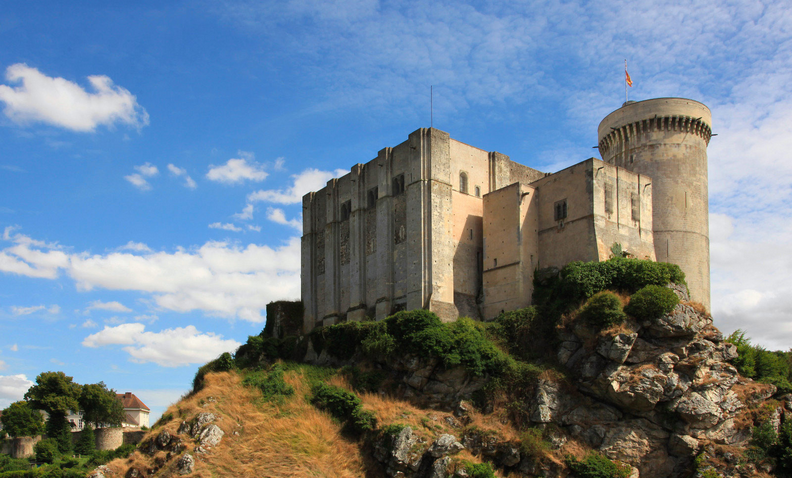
[598,113,712,158]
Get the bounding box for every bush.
[87,443,136,467]
[242,363,295,402]
[624,285,679,320]
[579,291,626,328]
[520,428,549,460]
[462,462,496,478]
[310,383,376,434]
[34,438,60,464]
[0,454,30,473]
[386,310,443,342]
[324,321,378,360]
[74,423,96,455]
[360,322,396,358]
[193,351,239,392]
[565,452,632,478]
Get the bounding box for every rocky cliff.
[92,284,783,478]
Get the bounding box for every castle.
[300,98,712,331]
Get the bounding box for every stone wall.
[0,436,40,458]
[95,427,123,451]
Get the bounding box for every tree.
[80,382,125,427]
[33,437,60,464]
[74,423,95,455]
[0,401,44,437]
[24,371,81,454]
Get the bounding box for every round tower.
[597,98,712,310]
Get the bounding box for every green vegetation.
[565,452,632,478]
[623,285,679,320]
[73,424,95,456]
[727,330,792,393]
[33,439,60,464]
[310,383,376,433]
[79,382,125,428]
[458,461,496,478]
[0,402,44,438]
[579,291,626,328]
[242,363,295,402]
[519,427,550,461]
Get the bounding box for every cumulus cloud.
[167,164,197,189]
[87,300,132,313]
[247,168,347,205]
[0,374,33,408]
[266,207,302,231]
[119,241,152,253]
[82,319,98,328]
[125,163,159,191]
[206,152,267,184]
[208,222,242,232]
[11,304,60,316]
[0,63,149,132]
[82,323,242,367]
[0,228,300,322]
[10,344,18,352]
[234,204,254,221]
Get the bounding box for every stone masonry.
[301,97,711,330]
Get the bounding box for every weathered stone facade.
[301,97,711,330]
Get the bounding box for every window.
[475,186,481,197]
[554,199,568,221]
[469,229,473,240]
[460,172,468,194]
[392,174,405,195]
[367,187,378,208]
[631,193,639,221]
[604,184,614,215]
[340,200,351,221]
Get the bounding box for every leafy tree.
[79,382,125,427]
[0,401,44,437]
[34,437,60,464]
[74,423,96,455]
[25,371,81,454]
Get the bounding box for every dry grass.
[102,367,506,478]
[682,300,710,318]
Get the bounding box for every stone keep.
[301,97,711,331]
[598,98,712,309]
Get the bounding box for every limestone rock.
[673,392,722,428]
[604,365,667,412]
[198,424,224,448]
[191,412,216,436]
[429,456,451,478]
[624,338,665,364]
[427,434,463,458]
[668,434,699,456]
[597,333,637,364]
[531,379,561,423]
[598,419,673,478]
[177,453,195,475]
[155,430,171,449]
[646,303,708,338]
[177,421,190,435]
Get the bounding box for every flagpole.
[625,59,628,104]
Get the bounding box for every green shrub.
[34,438,60,464]
[0,454,31,473]
[565,452,632,478]
[193,351,241,392]
[242,363,295,402]
[520,428,549,460]
[324,321,378,360]
[74,423,96,455]
[87,443,136,467]
[579,291,626,328]
[624,285,679,320]
[461,461,496,478]
[360,322,396,358]
[386,310,443,342]
[310,383,376,434]
[341,366,386,393]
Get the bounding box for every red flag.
[626,69,633,87]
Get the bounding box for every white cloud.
[247,168,346,205]
[50,358,65,366]
[266,207,302,231]
[82,319,98,328]
[10,344,18,352]
[234,203,254,220]
[87,300,132,313]
[206,152,267,184]
[134,314,158,324]
[104,316,126,325]
[11,304,60,316]
[0,229,300,322]
[119,241,152,253]
[167,164,197,189]
[135,163,159,177]
[0,361,6,371]
[125,173,151,191]
[0,64,149,132]
[0,374,33,408]
[208,222,242,232]
[82,323,242,367]
[247,225,261,232]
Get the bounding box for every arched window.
[459,172,468,194]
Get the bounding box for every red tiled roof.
[116,392,150,411]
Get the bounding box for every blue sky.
[1,0,791,421]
